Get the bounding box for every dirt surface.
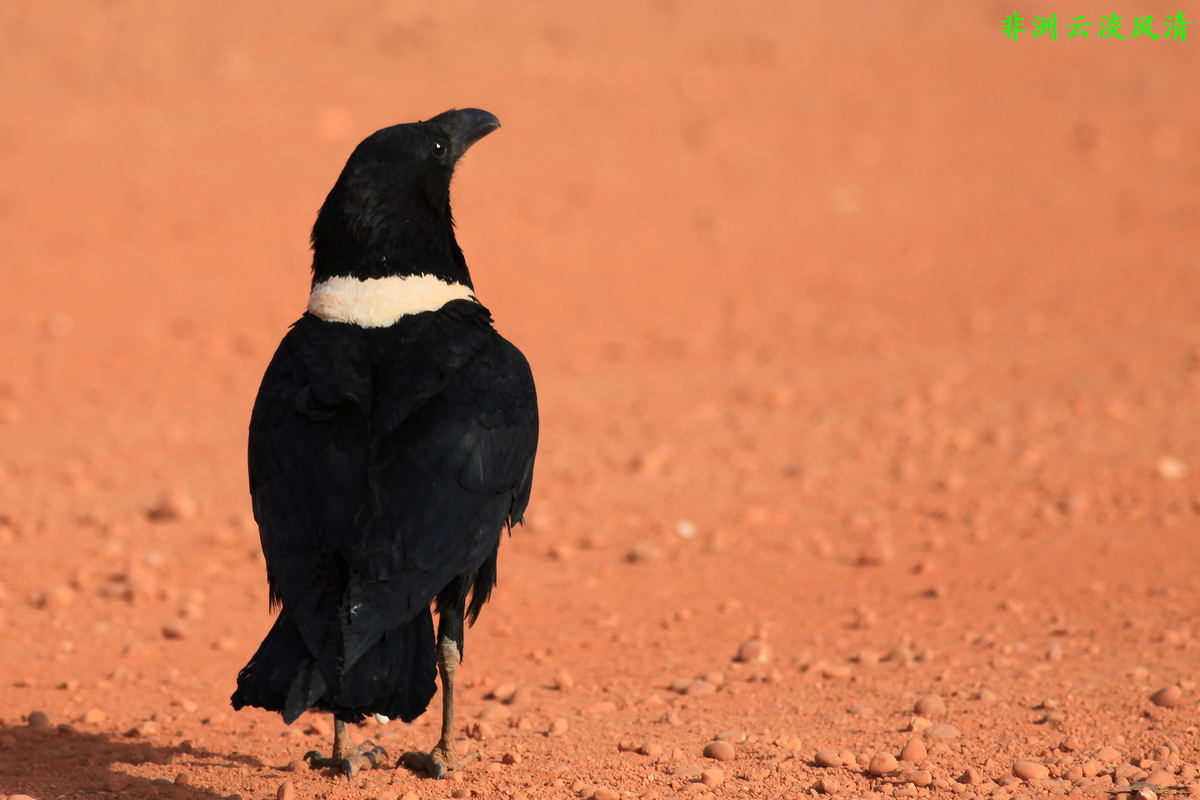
[2,3,1199,800]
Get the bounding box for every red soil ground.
[1,3,1199,800]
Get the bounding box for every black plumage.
[231,109,537,778]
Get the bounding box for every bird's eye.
[431,140,449,160]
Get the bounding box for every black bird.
[231,108,538,780]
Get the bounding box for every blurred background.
[0,2,1198,792]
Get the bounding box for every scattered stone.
[276,779,294,800]
[162,624,187,640]
[673,763,704,778]
[174,773,191,786]
[900,738,927,762]
[489,683,517,702]
[703,741,735,761]
[104,775,128,792]
[1081,761,1103,777]
[1150,685,1182,708]
[816,776,841,794]
[837,749,855,766]
[906,770,932,787]
[1013,760,1050,781]
[57,723,78,735]
[1060,737,1083,752]
[1095,747,1123,764]
[736,639,770,663]
[548,718,569,736]
[959,768,983,785]
[640,743,664,757]
[502,751,522,765]
[1158,457,1188,481]
[586,701,617,713]
[452,789,472,800]
[914,694,946,717]
[814,749,842,768]
[869,752,898,776]
[478,704,511,722]
[285,759,308,773]
[701,767,725,787]
[27,710,51,730]
[686,680,717,696]
[468,721,494,740]
[148,488,197,522]
[554,670,574,691]
[715,730,746,743]
[593,789,620,800]
[924,723,960,741]
[977,688,999,703]
[1145,769,1174,786]
[907,716,932,732]
[305,718,331,737]
[626,542,663,563]
[848,704,874,715]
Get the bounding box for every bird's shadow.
[0,722,262,799]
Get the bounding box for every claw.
[432,761,445,780]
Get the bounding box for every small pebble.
[83,708,106,724]
[1095,747,1123,764]
[736,639,770,663]
[478,704,511,721]
[306,718,331,737]
[104,775,128,792]
[640,743,664,758]
[924,723,960,740]
[848,704,874,715]
[554,670,574,691]
[817,776,841,794]
[1059,737,1083,752]
[907,716,932,732]
[468,721,494,739]
[618,739,638,752]
[502,751,521,765]
[715,730,746,743]
[27,710,51,730]
[453,789,472,800]
[686,680,716,696]
[586,701,617,713]
[703,741,735,761]
[1146,769,1174,786]
[1013,760,1050,781]
[285,759,308,773]
[277,779,294,800]
[837,749,855,766]
[977,688,999,703]
[814,749,842,768]
[548,718,569,736]
[901,738,927,762]
[701,767,725,787]
[148,488,197,522]
[959,768,983,785]
[1150,685,1182,708]
[907,770,932,787]
[869,752,898,776]
[174,773,191,787]
[914,694,946,717]
[593,789,620,800]
[673,763,703,777]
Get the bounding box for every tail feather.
[232,606,437,724]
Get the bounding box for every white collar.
[307,274,476,328]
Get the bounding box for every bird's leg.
[401,600,478,780]
[304,717,388,779]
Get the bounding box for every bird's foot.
[304,741,388,779]
[399,741,478,780]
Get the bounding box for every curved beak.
[430,108,501,162]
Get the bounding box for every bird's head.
[309,108,501,288]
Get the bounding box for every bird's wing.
[248,301,537,676]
